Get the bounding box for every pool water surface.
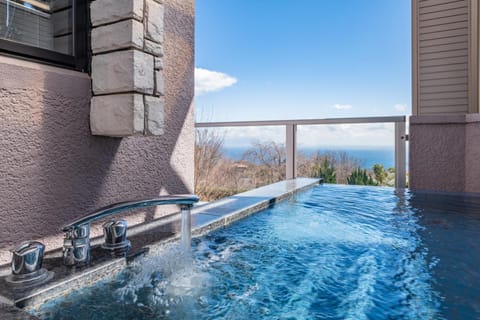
[35,184,480,319]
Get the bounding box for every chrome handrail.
[62,195,200,231]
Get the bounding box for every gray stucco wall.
[409,116,466,193]
[409,114,480,194]
[0,0,194,264]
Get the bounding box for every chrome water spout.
[62,195,199,267]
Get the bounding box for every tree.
[242,141,286,186]
[372,163,387,185]
[334,151,362,184]
[297,150,359,184]
[347,168,377,186]
[311,158,336,183]
[194,128,225,199]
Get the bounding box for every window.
[0,0,88,71]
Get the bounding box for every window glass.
[0,0,73,55]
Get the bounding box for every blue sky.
[195,0,411,146]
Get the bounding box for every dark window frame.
[0,0,88,72]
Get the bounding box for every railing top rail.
[195,116,406,128]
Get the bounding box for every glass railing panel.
[297,123,396,186]
[195,126,285,201]
[195,116,408,199]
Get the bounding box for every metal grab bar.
[62,195,199,266]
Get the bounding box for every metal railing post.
[286,124,297,179]
[394,121,407,189]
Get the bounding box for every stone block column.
[90,0,165,137]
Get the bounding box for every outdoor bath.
[3,180,476,320]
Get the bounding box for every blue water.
[34,185,480,319]
[225,146,396,169]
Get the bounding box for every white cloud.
[195,68,237,96]
[394,104,407,112]
[333,104,353,110]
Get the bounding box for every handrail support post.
[286,124,297,179]
[395,121,407,189]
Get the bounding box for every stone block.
[91,0,143,26]
[154,57,163,70]
[144,96,165,135]
[144,39,164,57]
[92,19,143,53]
[90,94,144,137]
[145,0,164,43]
[155,70,164,96]
[92,49,154,95]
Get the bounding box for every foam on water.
[117,244,211,304]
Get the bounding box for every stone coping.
[0,178,320,319]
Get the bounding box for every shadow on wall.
[0,0,194,264]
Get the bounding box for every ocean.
[223,146,396,169]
